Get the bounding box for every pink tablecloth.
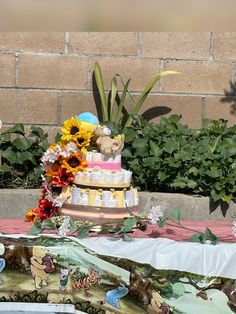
[0,218,235,242]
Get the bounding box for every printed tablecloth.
[0,219,235,314]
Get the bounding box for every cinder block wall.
[0,32,236,142]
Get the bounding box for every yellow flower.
[25,208,38,223]
[72,130,93,154]
[61,151,87,174]
[45,160,61,178]
[61,116,81,141]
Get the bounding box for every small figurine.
[105,284,129,309]
[0,244,5,286]
[94,125,124,157]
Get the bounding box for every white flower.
[41,146,60,164]
[60,142,77,158]
[58,217,70,237]
[232,220,236,237]
[148,205,164,224]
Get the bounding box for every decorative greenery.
[29,207,220,245]
[121,115,236,203]
[93,61,178,128]
[0,124,49,188]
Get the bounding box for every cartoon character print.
[105,284,129,309]
[72,266,100,296]
[60,267,69,290]
[0,244,6,286]
[30,246,56,289]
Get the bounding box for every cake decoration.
[26,112,139,226]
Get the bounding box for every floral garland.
[25,116,94,223]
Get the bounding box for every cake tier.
[60,204,138,224]
[74,168,132,186]
[69,187,138,208]
[86,151,122,170]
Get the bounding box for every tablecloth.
[0,219,235,314]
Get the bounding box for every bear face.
[32,246,48,259]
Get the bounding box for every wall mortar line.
[15,53,20,87]
[209,32,215,60]
[64,32,70,54]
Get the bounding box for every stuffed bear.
[94,125,125,157]
[30,246,55,289]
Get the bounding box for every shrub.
[0,124,49,188]
[121,115,236,203]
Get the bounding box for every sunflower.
[61,116,82,142]
[52,168,74,187]
[61,151,87,174]
[72,130,93,154]
[38,198,58,222]
[45,160,61,178]
[25,207,39,223]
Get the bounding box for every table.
[0,219,235,314]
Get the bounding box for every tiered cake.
[60,116,139,224]
[27,112,139,226]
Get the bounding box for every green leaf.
[164,140,179,154]
[188,232,206,244]
[29,126,46,139]
[13,138,31,151]
[115,77,131,125]
[3,124,25,135]
[110,76,118,122]
[208,135,221,153]
[77,226,90,238]
[69,219,78,232]
[29,224,42,235]
[17,151,37,165]
[171,207,181,222]
[123,217,137,232]
[55,132,62,143]
[1,147,16,164]
[0,163,11,173]
[222,194,233,203]
[0,133,11,144]
[132,137,148,149]
[93,61,108,121]
[123,233,133,242]
[41,219,56,230]
[125,71,179,127]
[156,217,167,227]
[122,148,133,158]
[211,190,221,202]
[205,227,219,245]
[149,140,159,157]
[124,128,136,142]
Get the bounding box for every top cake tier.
[86,151,121,171]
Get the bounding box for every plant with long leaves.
[93,61,179,128]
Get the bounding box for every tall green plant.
[93,61,178,128]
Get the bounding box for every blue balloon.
[77,112,99,125]
[0,258,5,272]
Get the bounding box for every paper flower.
[37,198,58,221]
[61,151,87,174]
[148,205,164,224]
[52,168,74,187]
[25,207,38,223]
[72,130,93,154]
[61,116,82,142]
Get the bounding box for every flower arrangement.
[25,114,97,223]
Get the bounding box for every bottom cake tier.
[60,203,138,224]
